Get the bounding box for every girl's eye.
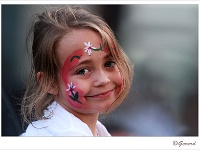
[105,61,115,68]
[75,68,90,75]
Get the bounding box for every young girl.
[21,6,133,136]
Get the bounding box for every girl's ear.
[37,72,43,81]
[47,84,58,96]
[37,72,58,95]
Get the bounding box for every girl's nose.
[93,71,110,87]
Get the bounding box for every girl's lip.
[86,89,115,98]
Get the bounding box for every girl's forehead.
[57,29,103,65]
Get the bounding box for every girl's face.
[55,29,122,114]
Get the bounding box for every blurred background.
[2,4,198,136]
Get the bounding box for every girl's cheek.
[65,81,89,108]
[116,71,123,95]
[61,49,90,108]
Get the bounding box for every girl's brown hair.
[21,6,133,124]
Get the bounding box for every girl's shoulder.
[21,101,92,136]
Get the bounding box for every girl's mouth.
[85,89,115,99]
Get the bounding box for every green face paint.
[84,41,103,55]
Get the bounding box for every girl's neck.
[57,100,99,136]
[74,112,99,136]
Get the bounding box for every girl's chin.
[70,104,111,114]
[65,94,116,113]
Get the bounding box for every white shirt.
[21,101,111,136]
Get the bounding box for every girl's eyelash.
[75,68,90,75]
[105,60,115,67]
[74,60,115,75]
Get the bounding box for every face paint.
[62,49,83,83]
[84,41,103,55]
[65,81,82,104]
[61,41,121,111]
[62,49,85,107]
[116,77,123,96]
[61,41,104,108]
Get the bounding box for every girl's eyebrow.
[75,54,113,67]
[77,59,92,66]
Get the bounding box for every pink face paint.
[61,41,104,108]
[116,76,123,96]
[62,49,86,107]
[62,49,83,83]
[66,82,86,108]
[61,42,120,110]
[65,81,82,104]
[103,47,108,54]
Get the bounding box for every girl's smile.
[85,88,115,99]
